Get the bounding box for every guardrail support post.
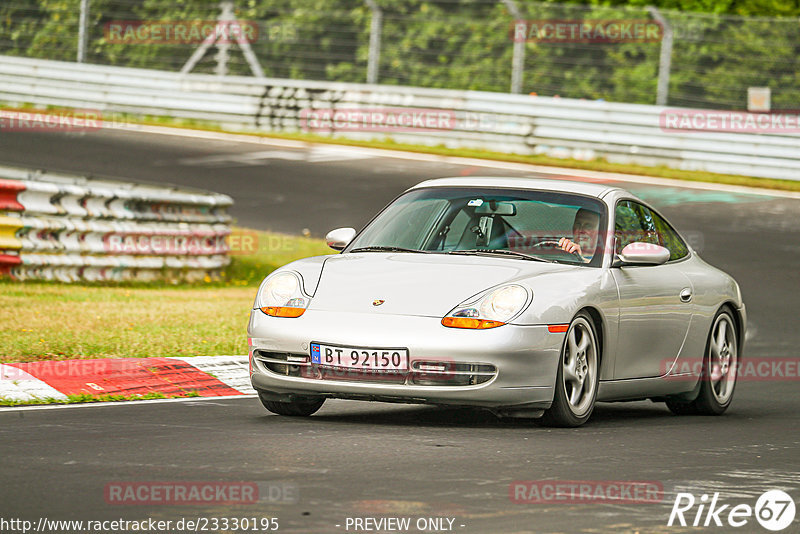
[77,0,90,63]
[648,6,673,106]
[501,0,525,94]
[365,0,382,84]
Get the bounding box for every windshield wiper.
[349,246,428,254]
[448,249,555,263]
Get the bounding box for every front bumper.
[247,308,563,411]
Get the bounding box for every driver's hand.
[558,237,582,256]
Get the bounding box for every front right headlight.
[256,271,309,318]
[442,284,530,329]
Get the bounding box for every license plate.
[310,343,409,371]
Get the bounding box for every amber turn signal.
[441,317,504,329]
[261,306,306,318]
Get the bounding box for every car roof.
[409,176,626,199]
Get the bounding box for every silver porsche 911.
[247,177,745,426]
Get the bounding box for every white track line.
[109,123,800,200]
[0,393,257,412]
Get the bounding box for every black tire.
[666,307,738,416]
[258,391,325,416]
[540,312,600,427]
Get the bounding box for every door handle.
[680,288,692,303]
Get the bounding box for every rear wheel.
[258,391,325,416]
[540,313,599,427]
[666,307,738,416]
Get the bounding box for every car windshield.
[346,186,608,266]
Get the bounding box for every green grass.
[0,282,253,361]
[0,228,331,362]
[0,391,201,406]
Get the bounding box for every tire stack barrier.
[0,166,233,283]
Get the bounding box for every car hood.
[306,252,571,317]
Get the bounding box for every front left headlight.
[442,284,530,329]
[256,271,309,318]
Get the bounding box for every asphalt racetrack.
[1,128,799,533]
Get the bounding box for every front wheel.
[258,391,325,416]
[666,308,738,416]
[540,313,600,427]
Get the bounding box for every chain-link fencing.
[1,0,797,110]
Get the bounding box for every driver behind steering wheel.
[558,208,600,263]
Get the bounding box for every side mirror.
[615,242,670,266]
[325,227,356,251]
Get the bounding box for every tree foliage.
[0,0,797,108]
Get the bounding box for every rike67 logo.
[668,490,796,531]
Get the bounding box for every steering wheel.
[532,240,585,260]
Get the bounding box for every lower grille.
[254,350,308,377]
[409,360,496,386]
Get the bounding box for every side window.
[614,201,647,253]
[615,201,689,261]
[632,204,662,246]
[650,210,690,261]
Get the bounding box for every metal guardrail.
[0,165,232,282]
[0,55,798,181]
